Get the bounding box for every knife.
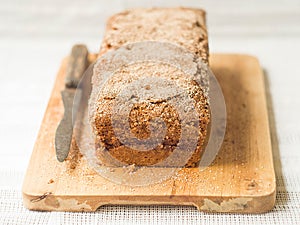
[55,44,89,162]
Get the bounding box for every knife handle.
[65,44,89,88]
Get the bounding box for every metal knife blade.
[55,89,81,162]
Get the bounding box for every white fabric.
[0,0,300,224]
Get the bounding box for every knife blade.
[55,44,89,162]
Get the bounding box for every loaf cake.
[89,8,210,167]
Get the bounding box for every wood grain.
[22,53,276,213]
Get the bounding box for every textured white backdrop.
[0,0,300,224]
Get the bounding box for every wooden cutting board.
[22,53,276,213]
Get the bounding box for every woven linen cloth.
[0,0,300,224]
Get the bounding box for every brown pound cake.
[89,8,210,167]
